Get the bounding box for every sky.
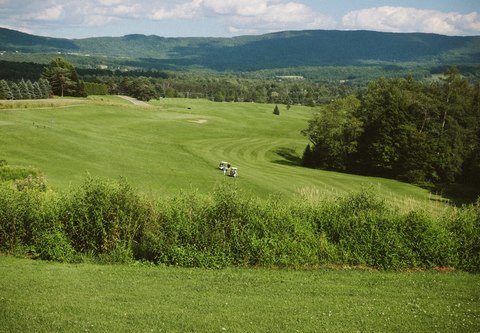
[1,0,479,39]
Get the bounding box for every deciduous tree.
[301,95,361,170]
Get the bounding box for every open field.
[0,255,478,332]
[1,99,478,331]
[0,97,445,208]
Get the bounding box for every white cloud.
[149,0,203,20]
[202,0,268,16]
[30,4,64,21]
[97,0,124,5]
[342,6,480,35]
[4,1,478,38]
[202,0,336,34]
[145,0,336,34]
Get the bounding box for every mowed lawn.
[0,97,441,205]
[0,256,478,332]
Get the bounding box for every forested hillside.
[0,28,78,52]
[302,68,480,190]
[1,28,479,72]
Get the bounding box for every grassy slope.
[0,97,442,206]
[0,256,478,332]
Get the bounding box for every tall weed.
[446,201,480,272]
[0,175,478,271]
[61,175,149,258]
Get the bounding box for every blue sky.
[1,0,479,38]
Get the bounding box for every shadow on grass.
[428,183,480,206]
[273,147,480,205]
[272,147,302,167]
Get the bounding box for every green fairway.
[0,97,442,205]
[0,256,478,332]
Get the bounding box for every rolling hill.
[0,97,444,210]
[1,27,479,71]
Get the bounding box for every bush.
[15,175,47,192]
[35,228,74,262]
[61,176,150,258]
[446,201,480,272]
[0,183,44,251]
[1,174,479,272]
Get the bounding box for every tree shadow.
[429,183,480,206]
[273,148,479,205]
[272,147,302,166]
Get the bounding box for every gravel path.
[117,95,150,107]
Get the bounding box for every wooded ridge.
[1,27,479,71]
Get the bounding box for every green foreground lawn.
[0,97,444,209]
[0,256,478,332]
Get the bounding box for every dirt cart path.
[117,95,150,107]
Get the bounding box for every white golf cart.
[218,161,229,170]
[227,167,238,177]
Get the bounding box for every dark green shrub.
[1,173,479,272]
[305,189,460,270]
[447,202,480,272]
[0,183,25,251]
[137,190,213,266]
[400,211,456,268]
[242,198,320,267]
[61,176,149,258]
[97,241,134,264]
[0,183,44,251]
[35,227,74,262]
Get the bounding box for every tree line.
[82,74,355,104]
[0,58,87,100]
[1,58,356,105]
[302,67,480,188]
[0,78,51,100]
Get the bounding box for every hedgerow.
[0,175,478,272]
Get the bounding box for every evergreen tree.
[42,58,85,97]
[39,78,52,98]
[301,144,314,167]
[75,80,87,97]
[32,82,43,99]
[273,104,280,115]
[10,82,21,99]
[26,80,35,99]
[0,80,13,100]
[18,79,30,99]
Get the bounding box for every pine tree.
[273,104,280,115]
[0,80,13,100]
[39,78,52,98]
[18,79,31,99]
[26,80,35,99]
[42,58,85,97]
[32,81,43,99]
[10,82,21,99]
[301,144,314,167]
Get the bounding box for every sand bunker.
[188,119,208,124]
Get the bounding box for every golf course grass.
[1,255,479,332]
[1,97,478,332]
[0,96,444,210]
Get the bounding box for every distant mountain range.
[1,27,479,72]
